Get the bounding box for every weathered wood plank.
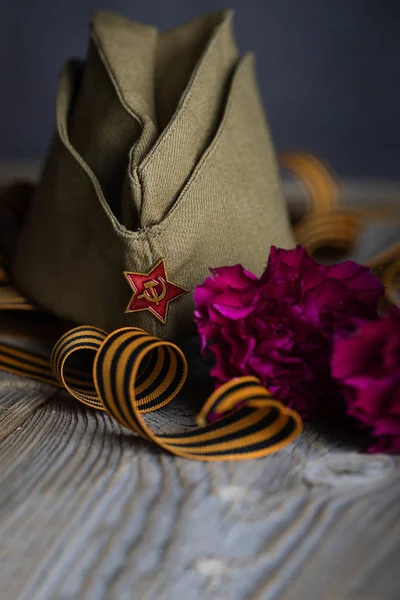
[1,366,399,600]
[1,166,400,599]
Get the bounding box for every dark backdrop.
[1,0,399,177]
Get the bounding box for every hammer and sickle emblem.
[137,277,167,306]
[124,259,188,323]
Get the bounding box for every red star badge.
[124,259,188,324]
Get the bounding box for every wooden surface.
[1,343,400,600]
[1,165,400,598]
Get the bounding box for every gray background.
[1,0,399,177]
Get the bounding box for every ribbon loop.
[0,325,302,461]
[51,325,107,410]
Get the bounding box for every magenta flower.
[194,246,384,420]
[332,307,400,453]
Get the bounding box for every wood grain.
[1,362,399,600]
[1,164,399,598]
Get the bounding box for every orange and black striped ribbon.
[0,283,38,310]
[279,151,339,213]
[0,325,302,461]
[279,152,398,258]
[367,247,400,308]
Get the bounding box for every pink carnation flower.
[332,307,400,453]
[194,246,384,420]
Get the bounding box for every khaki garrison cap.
[9,9,294,340]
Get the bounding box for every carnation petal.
[332,308,400,452]
[327,261,384,312]
[213,264,258,288]
[213,303,255,320]
[193,284,218,308]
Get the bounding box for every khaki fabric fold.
[12,9,295,340]
[69,11,159,226]
[139,10,239,226]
